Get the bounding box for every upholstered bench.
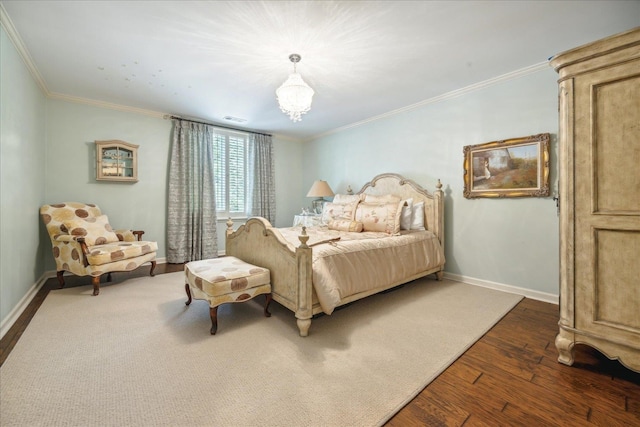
[184,257,272,335]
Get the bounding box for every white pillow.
[411,201,425,230]
[400,198,413,230]
[355,201,403,234]
[321,201,358,224]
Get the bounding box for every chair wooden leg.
[150,261,157,277]
[210,306,218,335]
[264,293,272,317]
[92,276,101,296]
[184,283,192,306]
[56,271,65,289]
[106,272,112,282]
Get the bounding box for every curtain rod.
[164,115,272,137]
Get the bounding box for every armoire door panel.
[593,73,640,214]
[593,229,640,331]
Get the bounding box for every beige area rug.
[1,272,522,427]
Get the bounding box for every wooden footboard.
[225,217,316,336]
[225,173,445,337]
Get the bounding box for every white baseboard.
[443,272,559,305]
[0,258,168,340]
[0,273,48,340]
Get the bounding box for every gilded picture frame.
[463,133,550,198]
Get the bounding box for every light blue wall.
[0,25,47,324]
[272,136,305,227]
[303,67,561,296]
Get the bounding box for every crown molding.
[0,2,50,96]
[48,92,165,119]
[306,61,552,142]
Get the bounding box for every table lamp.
[306,180,334,214]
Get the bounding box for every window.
[213,130,248,218]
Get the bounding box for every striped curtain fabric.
[247,133,276,224]
[167,119,218,263]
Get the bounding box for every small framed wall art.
[463,133,550,198]
[95,140,139,182]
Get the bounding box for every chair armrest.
[75,237,91,262]
[114,229,145,242]
[53,235,76,243]
[52,235,90,267]
[54,234,89,248]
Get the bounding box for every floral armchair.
[40,202,158,295]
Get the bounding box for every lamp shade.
[306,180,334,198]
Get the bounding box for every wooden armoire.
[551,27,640,373]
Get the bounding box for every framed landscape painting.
[463,133,550,198]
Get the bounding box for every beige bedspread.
[278,226,445,314]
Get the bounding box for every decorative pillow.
[328,219,364,232]
[321,201,358,224]
[411,201,426,230]
[355,201,403,234]
[332,194,362,204]
[64,214,119,246]
[400,198,414,230]
[363,194,402,204]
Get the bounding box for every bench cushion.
[185,257,270,298]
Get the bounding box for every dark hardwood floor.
[2,267,639,426]
[387,299,640,426]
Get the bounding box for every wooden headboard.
[356,173,444,248]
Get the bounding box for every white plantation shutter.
[213,134,226,211]
[228,136,246,213]
[213,131,247,218]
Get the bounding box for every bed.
[225,173,445,336]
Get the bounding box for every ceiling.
[1,1,638,140]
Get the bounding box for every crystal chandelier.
[276,54,314,122]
